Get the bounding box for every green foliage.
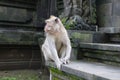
[0,77,16,80]
[0,75,39,80]
[0,70,39,80]
[61,17,75,29]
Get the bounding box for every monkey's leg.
[50,46,62,69]
[59,46,66,58]
[42,44,62,70]
[42,44,51,61]
[47,37,62,69]
[59,46,67,64]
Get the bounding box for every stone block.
[100,27,120,33]
[79,43,120,51]
[0,29,44,45]
[109,34,120,43]
[112,16,120,27]
[79,43,120,66]
[97,15,112,27]
[97,3,112,16]
[0,6,28,23]
[96,0,113,6]
[70,48,78,60]
[82,49,120,62]
[68,30,107,44]
[113,1,120,16]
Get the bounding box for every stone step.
[78,43,120,66]
[109,34,120,43]
[79,43,120,51]
[110,37,120,43]
[47,61,120,80]
[100,27,120,34]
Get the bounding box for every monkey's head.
[44,15,62,34]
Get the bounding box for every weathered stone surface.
[97,3,112,16]
[112,16,120,27]
[50,67,84,80]
[83,49,120,62]
[79,43,120,51]
[0,1,37,27]
[97,0,120,28]
[0,30,44,45]
[79,43,120,66]
[113,0,120,16]
[47,61,120,80]
[70,48,78,60]
[97,15,112,27]
[100,27,120,33]
[109,34,120,43]
[68,30,107,44]
[0,6,27,22]
[96,0,113,6]
[0,0,36,9]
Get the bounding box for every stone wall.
[97,0,120,27]
[97,0,120,33]
[0,0,42,70]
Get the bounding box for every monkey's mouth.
[47,30,58,34]
[47,30,55,34]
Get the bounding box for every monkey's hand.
[60,58,70,64]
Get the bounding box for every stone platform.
[47,61,120,80]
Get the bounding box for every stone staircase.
[79,43,120,66]
[46,30,120,80]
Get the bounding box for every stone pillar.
[97,0,120,33]
[36,0,57,28]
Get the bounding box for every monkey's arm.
[47,36,62,69]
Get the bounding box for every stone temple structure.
[0,0,120,80]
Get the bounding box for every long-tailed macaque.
[41,15,71,69]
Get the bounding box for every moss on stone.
[71,32,91,42]
[0,31,44,45]
[50,67,85,80]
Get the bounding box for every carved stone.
[97,0,120,33]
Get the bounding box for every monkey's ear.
[55,18,59,23]
[50,15,55,18]
[45,19,50,23]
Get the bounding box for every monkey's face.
[44,16,60,34]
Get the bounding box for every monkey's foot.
[56,61,62,70]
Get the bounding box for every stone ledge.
[46,61,120,80]
[68,30,107,44]
[0,30,44,45]
[99,27,120,33]
[79,43,120,52]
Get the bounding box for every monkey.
[41,15,71,69]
